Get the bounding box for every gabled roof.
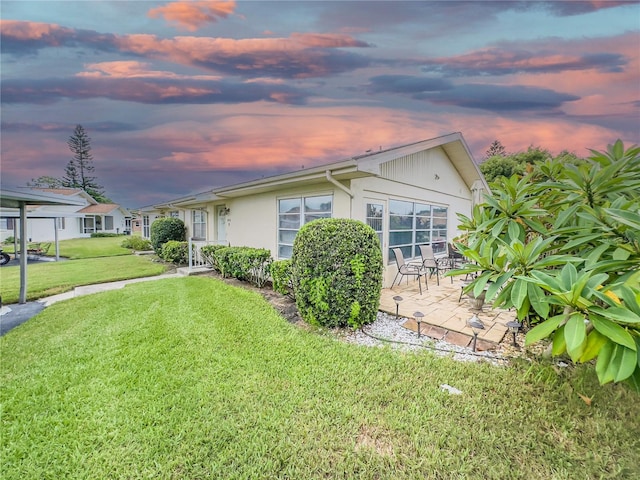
[0,187,85,209]
[78,203,121,214]
[213,132,488,198]
[34,187,98,205]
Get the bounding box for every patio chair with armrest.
[447,242,465,268]
[418,244,453,286]
[391,248,425,294]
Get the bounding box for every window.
[169,211,179,218]
[143,216,150,238]
[278,194,332,259]
[105,216,114,230]
[388,199,447,262]
[56,217,65,230]
[82,217,95,234]
[366,203,383,249]
[95,216,103,231]
[192,210,206,240]
[1,218,14,230]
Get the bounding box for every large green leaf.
[527,281,549,318]
[552,324,567,356]
[525,314,565,345]
[590,314,637,350]
[510,278,528,310]
[596,342,637,384]
[590,306,640,324]
[578,330,607,363]
[564,313,587,362]
[484,271,513,303]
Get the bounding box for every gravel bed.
[340,311,508,365]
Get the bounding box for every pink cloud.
[77,61,222,80]
[148,1,236,31]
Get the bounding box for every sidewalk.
[0,273,180,336]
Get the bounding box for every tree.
[485,140,506,159]
[454,140,640,390]
[27,176,63,188]
[480,146,555,183]
[64,125,108,202]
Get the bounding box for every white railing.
[188,238,227,273]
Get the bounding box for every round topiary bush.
[291,218,383,329]
[150,217,186,253]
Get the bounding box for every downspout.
[325,170,353,198]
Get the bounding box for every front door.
[216,206,227,245]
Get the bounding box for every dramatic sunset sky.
[1,1,639,207]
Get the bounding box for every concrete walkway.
[0,273,181,336]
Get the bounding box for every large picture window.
[366,203,383,249]
[278,194,332,259]
[388,199,447,262]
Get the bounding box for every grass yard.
[2,235,133,259]
[1,276,638,479]
[0,255,167,303]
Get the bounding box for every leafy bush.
[160,240,188,265]
[121,235,153,251]
[90,233,121,238]
[4,236,16,244]
[215,246,272,287]
[453,140,640,390]
[270,260,292,296]
[291,218,383,329]
[200,244,228,272]
[150,217,186,253]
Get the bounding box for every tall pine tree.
[64,125,108,202]
[484,140,507,159]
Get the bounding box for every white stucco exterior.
[139,133,489,286]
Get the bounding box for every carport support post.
[19,201,28,304]
[54,217,60,260]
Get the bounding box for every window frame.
[192,210,207,240]
[277,194,333,259]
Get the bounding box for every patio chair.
[447,242,465,268]
[418,244,452,286]
[391,248,425,294]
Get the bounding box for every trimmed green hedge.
[200,244,228,272]
[150,217,186,253]
[160,241,188,264]
[291,218,383,329]
[214,246,272,288]
[121,236,152,251]
[270,259,292,296]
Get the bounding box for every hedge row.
[201,245,272,288]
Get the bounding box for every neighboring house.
[138,132,489,286]
[0,188,132,242]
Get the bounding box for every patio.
[378,273,516,351]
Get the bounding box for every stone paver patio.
[379,273,516,350]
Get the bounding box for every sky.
[1,0,639,208]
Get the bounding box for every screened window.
[388,199,447,262]
[1,218,14,230]
[366,203,383,249]
[56,217,66,230]
[143,216,150,238]
[192,210,206,240]
[278,194,332,259]
[105,216,114,230]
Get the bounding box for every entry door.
[216,206,227,245]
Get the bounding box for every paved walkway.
[379,274,515,350]
[0,273,180,336]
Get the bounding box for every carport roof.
[0,187,84,208]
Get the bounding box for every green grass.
[0,255,167,303]
[1,277,638,479]
[3,235,133,259]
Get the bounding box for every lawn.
[0,255,167,303]
[1,276,638,479]
[2,235,134,259]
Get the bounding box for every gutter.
[325,170,353,198]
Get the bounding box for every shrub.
[215,246,272,287]
[270,260,292,296]
[4,236,16,244]
[121,236,153,251]
[90,233,121,238]
[200,244,228,272]
[453,140,640,390]
[291,218,383,329]
[160,240,188,264]
[150,217,186,253]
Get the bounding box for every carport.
[0,188,83,304]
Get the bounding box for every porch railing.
[188,238,227,273]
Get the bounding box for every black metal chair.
[391,248,425,294]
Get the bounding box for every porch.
[379,274,515,350]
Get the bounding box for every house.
[0,188,132,243]
[138,132,489,286]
